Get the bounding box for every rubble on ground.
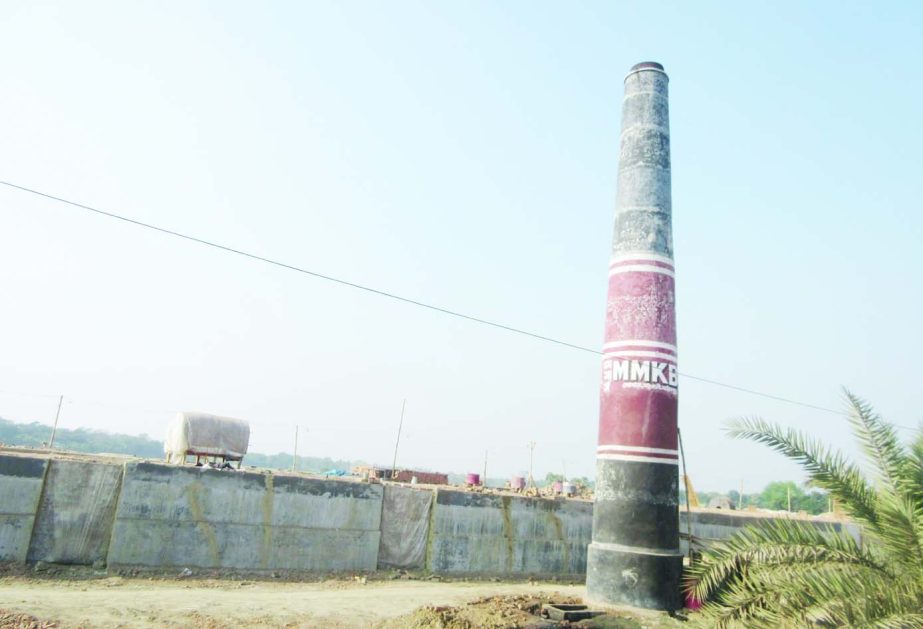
[0,610,58,629]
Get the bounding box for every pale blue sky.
[1,1,920,490]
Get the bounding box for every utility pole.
[390,399,406,480]
[739,478,744,509]
[787,485,792,512]
[678,427,694,562]
[482,450,488,487]
[291,425,299,472]
[48,395,63,449]
[527,441,536,488]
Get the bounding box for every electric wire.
[1,180,918,428]
[0,181,596,355]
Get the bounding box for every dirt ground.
[0,572,683,629]
[0,575,577,628]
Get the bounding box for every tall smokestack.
[586,61,682,611]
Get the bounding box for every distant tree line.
[681,480,830,515]
[0,417,835,511]
[0,417,356,473]
[0,417,164,458]
[543,473,594,489]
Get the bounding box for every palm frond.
[906,429,923,501]
[844,389,912,496]
[858,611,923,629]
[692,561,897,628]
[693,549,917,627]
[727,416,879,526]
[868,491,923,575]
[693,395,923,626]
[684,518,888,601]
[781,563,921,626]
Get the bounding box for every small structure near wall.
[352,465,448,485]
[707,495,735,510]
[164,412,250,468]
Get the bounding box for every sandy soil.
[0,576,586,628]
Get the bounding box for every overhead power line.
[1,180,913,426]
[0,181,595,355]
[676,375,846,416]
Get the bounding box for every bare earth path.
[0,576,585,628]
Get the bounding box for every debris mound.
[376,594,579,629]
[0,610,58,629]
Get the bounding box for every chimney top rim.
[630,61,664,72]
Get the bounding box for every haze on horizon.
[1,1,921,491]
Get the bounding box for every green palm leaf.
[727,416,879,526]
[687,390,923,627]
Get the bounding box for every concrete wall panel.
[108,462,383,572]
[114,464,380,529]
[0,455,47,562]
[109,519,379,570]
[428,490,592,576]
[270,474,383,531]
[27,460,122,564]
[378,485,433,569]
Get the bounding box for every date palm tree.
[684,390,923,627]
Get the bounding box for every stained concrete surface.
[0,455,47,562]
[27,459,122,564]
[0,451,864,580]
[378,484,433,569]
[107,462,383,571]
[428,489,592,575]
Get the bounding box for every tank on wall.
[164,411,250,467]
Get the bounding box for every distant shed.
[353,466,448,485]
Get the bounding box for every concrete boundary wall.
[0,453,865,577]
[0,455,48,562]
